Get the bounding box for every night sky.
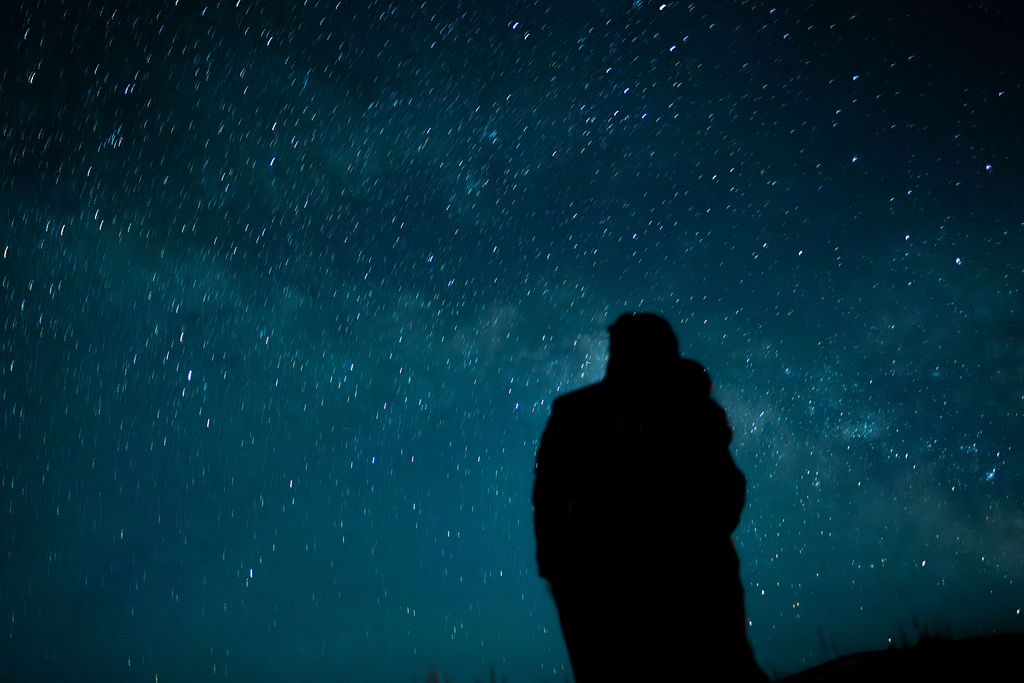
[2,1,1022,681]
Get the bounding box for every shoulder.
[542,383,609,431]
[550,382,607,414]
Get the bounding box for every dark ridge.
[776,634,1024,683]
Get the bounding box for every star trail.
[2,2,1022,681]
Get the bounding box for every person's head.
[678,358,713,397]
[605,312,680,380]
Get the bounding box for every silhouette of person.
[533,313,766,681]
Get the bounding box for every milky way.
[2,2,1022,681]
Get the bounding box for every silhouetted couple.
[533,313,767,681]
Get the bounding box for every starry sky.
[1,1,1022,681]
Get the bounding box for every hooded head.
[677,357,713,398]
[605,312,680,382]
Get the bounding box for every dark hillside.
[777,634,1023,683]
